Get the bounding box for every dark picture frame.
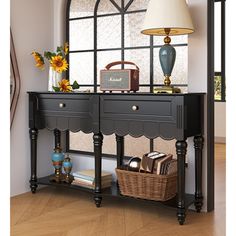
[10,29,21,128]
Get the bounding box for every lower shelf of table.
[37,175,195,209]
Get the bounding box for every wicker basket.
[116,168,177,201]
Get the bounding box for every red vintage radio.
[100,61,139,92]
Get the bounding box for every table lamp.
[141,0,194,93]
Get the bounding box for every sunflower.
[58,79,72,92]
[64,42,69,55]
[31,51,45,70]
[50,55,68,73]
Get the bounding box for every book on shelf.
[72,169,112,182]
[73,177,94,185]
[71,178,112,189]
[153,154,173,175]
[165,159,177,175]
[72,176,112,185]
[73,178,112,185]
[140,151,166,173]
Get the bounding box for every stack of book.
[140,151,166,173]
[140,151,177,175]
[71,169,112,189]
[153,154,177,175]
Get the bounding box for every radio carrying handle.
[105,61,139,71]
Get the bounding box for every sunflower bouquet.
[31,43,79,92]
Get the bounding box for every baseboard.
[215,136,226,143]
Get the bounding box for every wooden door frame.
[207,0,215,212]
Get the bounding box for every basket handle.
[105,61,139,71]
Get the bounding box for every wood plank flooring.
[11,144,225,236]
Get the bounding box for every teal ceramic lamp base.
[154,35,181,94]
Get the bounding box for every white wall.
[53,0,67,46]
[215,103,226,142]
[10,0,55,196]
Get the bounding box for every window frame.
[214,0,226,102]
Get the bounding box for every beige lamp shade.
[141,0,194,36]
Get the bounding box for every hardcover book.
[153,154,173,175]
[71,177,112,189]
[166,159,177,175]
[140,151,166,173]
[72,169,112,182]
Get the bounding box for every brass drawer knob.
[59,103,65,108]
[132,105,139,111]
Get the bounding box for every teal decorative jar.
[62,154,73,184]
[50,146,64,183]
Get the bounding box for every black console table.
[28,92,204,225]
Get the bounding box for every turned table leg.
[29,128,38,194]
[194,135,204,212]
[176,140,187,225]
[54,129,61,148]
[116,135,124,168]
[93,133,103,208]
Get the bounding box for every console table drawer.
[99,94,203,140]
[100,95,182,139]
[100,95,178,122]
[38,97,91,115]
[28,93,99,132]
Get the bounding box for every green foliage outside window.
[214,75,222,101]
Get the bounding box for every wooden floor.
[11,144,225,236]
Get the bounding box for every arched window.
[66,0,188,156]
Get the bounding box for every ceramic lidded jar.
[50,146,64,183]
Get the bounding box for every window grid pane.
[97,15,122,49]
[124,49,150,85]
[69,52,94,85]
[125,0,149,11]
[70,0,96,18]
[70,19,94,51]
[124,12,150,48]
[97,0,119,14]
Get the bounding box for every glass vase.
[48,67,62,92]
